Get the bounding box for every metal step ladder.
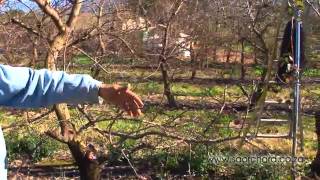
[253,99,293,139]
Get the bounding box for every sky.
[3,0,39,12]
[2,0,124,12]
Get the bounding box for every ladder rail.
[254,100,293,139]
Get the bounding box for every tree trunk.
[226,48,231,63]
[158,5,179,108]
[31,40,38,68]
[68,141,102,180]
[92,2,106,79]
[250,18,281,107]
[212,47,217,62]
[33,0,103,179]
[98,34,106,55]
[47,33,102,179]
[46,33,73,137]
[253,46,258,64]
[240,39,245,80]
[160,59,177,107]
[190,42,197,80]
[46,33,67,70]
[199,45,208,70]
[79,160,101,180]
[311,112,320,176]
[204,45,209,68]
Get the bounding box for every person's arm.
[0,64,143,116]
[0,64,101,108]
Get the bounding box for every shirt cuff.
[88,79,103,104]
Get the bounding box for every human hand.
[98,84,144,117]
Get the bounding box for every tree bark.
[34,0,104,178]
[31,41,38,68]
[68,141,102,180]
[160,57,177,107]
[158,0,185,108]
[45,31,73,138]
[47,34,103,178]
[226,47,231,63]
[190,42,197,80]
[240,39,245,80]
[159,25,176,107]
[46,32,67,70]
[92,0,106,79]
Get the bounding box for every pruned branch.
[45,130,69,144]
[95,127,241,145]
[11,18,45,39]
[68,28,98,47]
[106,33,137,56]
[73,46,111,74]
[2,109,54,131]
[168,0,186,23]
[33,0,65,32]
[66,0,82,28]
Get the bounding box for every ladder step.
[265,100,280,104]
[256,133,290,138]
[260,118,289,123]
[264,100,291,107]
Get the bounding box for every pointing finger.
[130,93,144,107]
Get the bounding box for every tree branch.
[33,0,65,32]
[95,128,241,145]
[66,0,82,28]
[45,130,69,144]
[11,18,45,39]
[2,109,54,131]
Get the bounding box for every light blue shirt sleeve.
[0,64,102,108]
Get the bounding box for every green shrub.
[144,82,162,94]
[203,87,221,97]
[73,55,91,65]
[303,68,320,77]
[5,131,61,162]
[209,152,292,179]
[145,148,299,179]
[253,65,265,76]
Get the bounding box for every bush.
[253,65,265,76]
[5,131,61,162]
[303,68,320,77]
[145,147,296,179]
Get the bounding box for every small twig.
[204,85,228,133]
[77,106,123,134]
[2,109,54,131]
[305,0,320,17]
[106,33,137,57]
[96,127,241,145]
[237,84,249,98]
[239,80,259,140]
[73,46,111,74]
[10,18,46,40]
[121,149,146,180]
[143,62,162,80]
[108,119,117,144]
